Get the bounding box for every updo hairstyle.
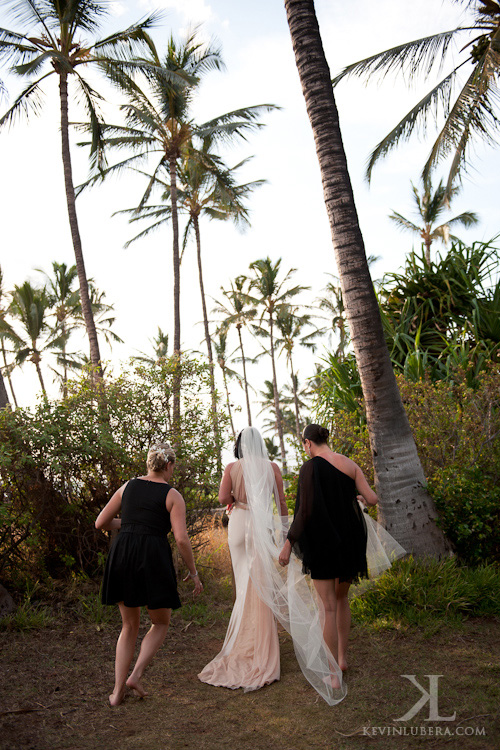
[303,424,329,445]
[146,442,176,472]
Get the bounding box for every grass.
[1,530,499,749]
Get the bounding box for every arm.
[354,464,378,506]
[218,463,235,506]
[167,488,203,595]
[95,483,127,531]
[272,462,288,517]
[279,461,314,566]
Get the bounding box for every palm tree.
[213,275,257,426]
[212,329,242,440]
[8,281,65,398]
[0,266,17,408]
[275,305,322,442]
[389,177,479,263]
[0,1,158,377]
[78,29,275,421]
[132,327,169,365]
[117,145,264,450]
[248,257,308,472]
[333,0,500,195]
[284,0,448,556]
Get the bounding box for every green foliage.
[315,365,500,563]
[428,468,500,566]
[0,581,54,632]
[351,557,500,631]
[0,356,228,585]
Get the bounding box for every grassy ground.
[1,531,499,750]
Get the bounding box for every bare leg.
[312,578,340,687]
[126,607,171,697]
[110,603,140,706]
[335,580,351,672]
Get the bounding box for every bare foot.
[108,687,125,707]
[126,676,148,698]
[323,673,342,690]
[338,658,348,673]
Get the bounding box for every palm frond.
[333,29,463,86]
[0,72,51,128]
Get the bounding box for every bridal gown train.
[198,465,280,691]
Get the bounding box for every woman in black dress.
[95,443,203,706]
[279,424,377,673]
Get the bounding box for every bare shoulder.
[166,486,184,511]
[271,461,282,476]
[332,452,358,479]
[225,461,236,472]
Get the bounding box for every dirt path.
[1,616,499,750]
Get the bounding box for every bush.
[351,556,500,630]
[0,357,229,586]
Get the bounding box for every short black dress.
[288,456,368,582]
[101,478,181,610]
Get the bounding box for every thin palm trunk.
[269,313,288,474]
[0,368,9,409]
[32,351,47,398]
[193,215,221,472]
[284,0,448,556]
[222,364,236,439]
[1,342,18,408]
[169,155,181,426]
[236,325,252,425]
[289,357,302,442]
[58,72,102,379]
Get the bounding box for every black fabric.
[288,456,368,582]
[101,479,181,610]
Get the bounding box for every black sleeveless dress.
[287,456,368,582]
[101,478,181,610]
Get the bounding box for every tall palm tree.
[0,266,17,408]
[117,145,264,450]
[78,30,275,421]
[248,257,308,472]
[212,328,242,440]
[333,0,500,195]
[0,1,159,377]
[389,177,479,263]
[213,275,257,426]
[275,305,321,442]
[284,0,448,556]
[8,281,66,398]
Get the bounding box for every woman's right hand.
[192,574,203,596]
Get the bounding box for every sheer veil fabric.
[239,427,346,706]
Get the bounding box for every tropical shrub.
[0,357,228,585]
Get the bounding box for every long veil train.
[240,427,346,706]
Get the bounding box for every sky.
[0,0,499,434]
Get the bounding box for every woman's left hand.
[279,540,292,567]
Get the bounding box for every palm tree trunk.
[289,357,302,442]
[222,365,236,439]
[269,313,288,475]
[1,343,18,408]
[32,352,47,399]
[58,72,103,379]
[194,215,221,472]
[284,0,448,556]
[0,368,9,410]
[236,325,252,425]
[169,155,181,426]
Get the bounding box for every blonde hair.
[146,442,176,472]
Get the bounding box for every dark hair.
[234,431,243,459]
[302,423,329,445]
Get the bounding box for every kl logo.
[396,675,457,722]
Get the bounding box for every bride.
[198,427,346,705]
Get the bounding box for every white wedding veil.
[238,427,346,705]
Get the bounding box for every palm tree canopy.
[333,0,500,193]
[0,0,160,163]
